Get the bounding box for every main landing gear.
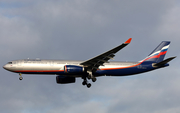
[87,71,97,82]
[19,73,23,80]
[82,79,91,88]
[82,72,97,88]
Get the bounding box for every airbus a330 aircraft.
[3,38,176,88]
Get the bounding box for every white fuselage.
[3,59,139,77]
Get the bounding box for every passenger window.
[8,62,12,64]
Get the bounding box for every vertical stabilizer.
[140,41,170,63]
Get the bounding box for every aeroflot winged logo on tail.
[3,38,176,88]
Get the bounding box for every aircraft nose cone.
[3,65,7,70]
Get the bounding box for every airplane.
[3,38,176,88]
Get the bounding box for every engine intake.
[64,65,84,73]
[56,76,75,84]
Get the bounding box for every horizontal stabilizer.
[153,56,176,67]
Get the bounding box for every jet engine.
[56,76,75,84]
[64,65,84,73]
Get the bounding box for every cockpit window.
[8,62,12,64]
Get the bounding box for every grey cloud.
[0,0,180,113]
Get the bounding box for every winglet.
[124,38,132,44]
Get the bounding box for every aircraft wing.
[80,38,132,71]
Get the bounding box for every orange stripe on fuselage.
[14,70,64,73]
[99,51,167,71]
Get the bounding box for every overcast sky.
[0,0,180,113]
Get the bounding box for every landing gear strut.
[87,71,97,82]
[19,73,23,80]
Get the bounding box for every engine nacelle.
[64,65,84,73]
[56,76,75,84]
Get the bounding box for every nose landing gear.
[19,73,23,80]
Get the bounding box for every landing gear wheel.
[92,77,97,82]
[82,75,92,88]
[87,83,91,88]
[82,81,87,85]
[19,77,23,80]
